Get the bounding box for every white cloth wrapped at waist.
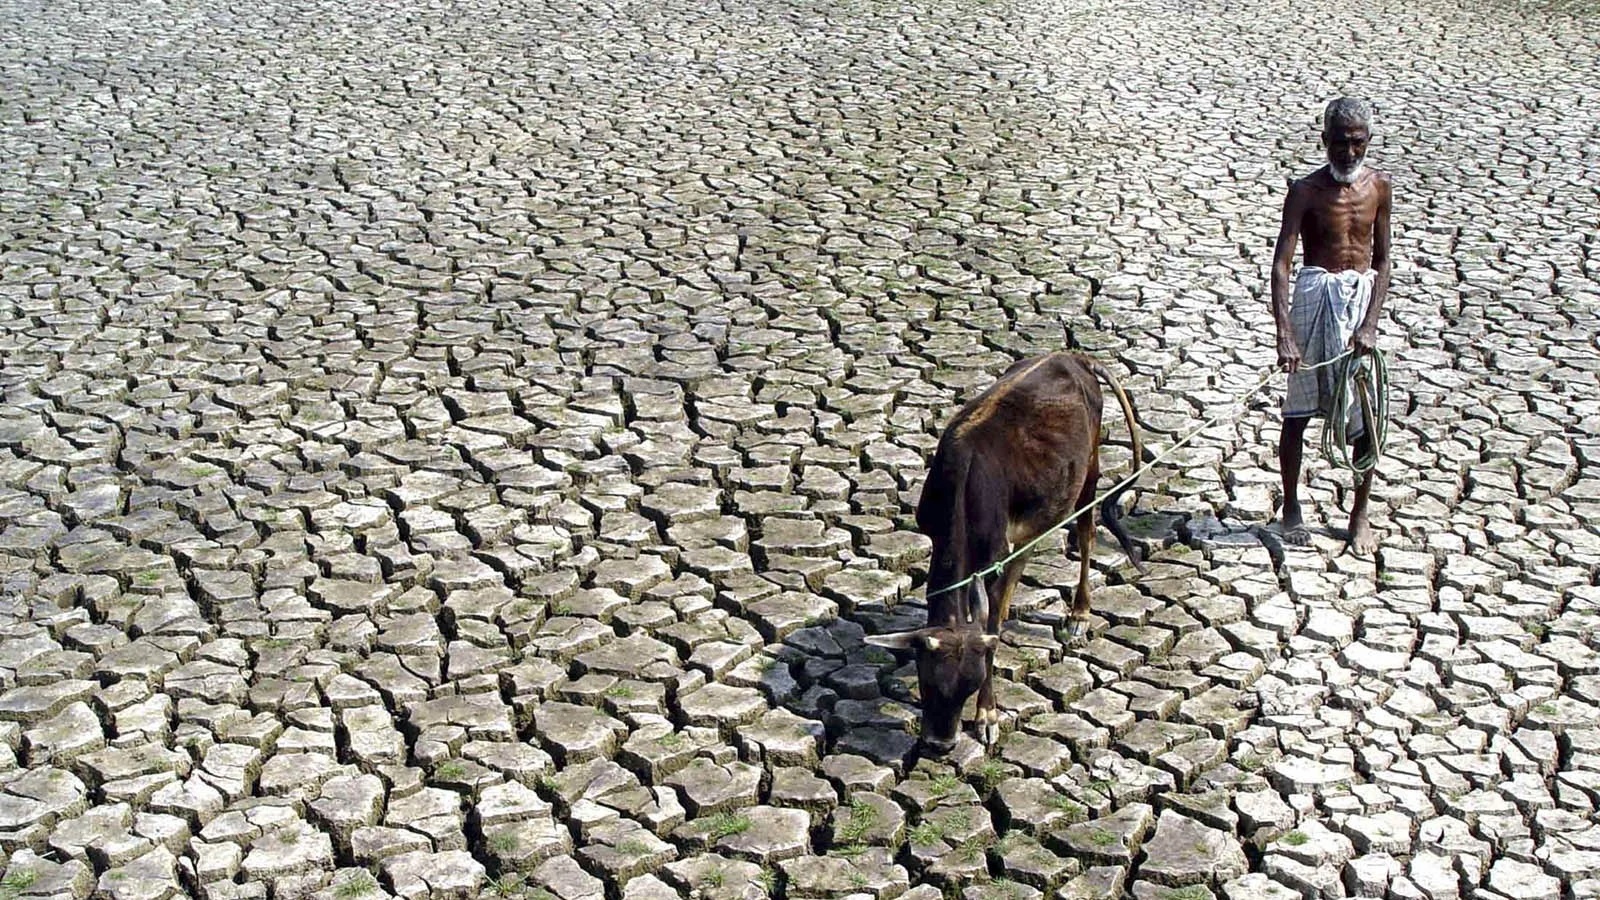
[1284,266,1374,436]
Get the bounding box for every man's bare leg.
[1347,430,1377,556]
[1278,416,1312,545]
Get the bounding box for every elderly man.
[1270,97,1392,556]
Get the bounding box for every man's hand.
[1350,326,1377,356]
[1277,336,1303,373]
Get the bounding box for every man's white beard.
[1329,159,1365,184]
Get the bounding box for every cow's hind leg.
[1065,457,1101,641]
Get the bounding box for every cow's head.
[865,583,998,756]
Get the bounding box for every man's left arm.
[1355,176,1392,354]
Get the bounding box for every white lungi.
[1284,266,1375,437]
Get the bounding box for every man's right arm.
[1270,182,1306,372]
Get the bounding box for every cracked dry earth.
[1,0,1598,898]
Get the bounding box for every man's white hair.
[1324,97,1373,133]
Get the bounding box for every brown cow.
[867,352,1147,754]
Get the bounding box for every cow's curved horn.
[865,630,940,651]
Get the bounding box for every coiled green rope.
[1320,348,1389,474]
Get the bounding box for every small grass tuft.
[488,830,520,855]
[704,868,725,889]
[605,682,635,699]
[617,838,651,856]
[1049,793,1088,822]
[973,759,1008,789]
[707,811,752,839]
[835,797,880,843]
[907,821,945,846]
[435,761,467,781]
[1282,830,1309,846]
[956,835,990,862]
[1088,828,1119,847]
[929,773,960,796]
[333,872,377,899]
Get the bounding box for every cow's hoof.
[974,707,1001,747]
[1063,618,1088,642]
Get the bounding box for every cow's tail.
[1088,361,1150,575]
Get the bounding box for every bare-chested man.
[1270,97,1391,556]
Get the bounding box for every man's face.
[1323,122,1370,184]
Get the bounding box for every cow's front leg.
[974,657,999,747]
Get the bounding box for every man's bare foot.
[1348,514,1377,557]
[1280,501,1311,546]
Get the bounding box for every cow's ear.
[865,630,940,651]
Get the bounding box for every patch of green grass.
[1,868,39,895]
[759,867,777,895]
[930,773,960,796]
[617,838,650,856]
[707,811,752,839]
[488,831,520,855]
[864,648,894,665]
[1236,753,1263,772]
[1088,828,1119,847]
[704,868,725,889]
[1049,793,1087,822]
[333,872,377,899]
[973,759,1008,789]
[135,569,166,584]
[832,843,868,859]
[1525,622,1547,639]
[553,602,573,616]
[435,761,467,780]
[486,875,523,898]
[658,731,686,749]
[835,798,880,843]
[1533,703,1559,716]
[991,878,1027,900]
[1282,830,1308,847]
[1087,778,1114,795]
[956,835,990,862]
[907,821,946,846]
[849,871,869,888]
[605,683,635,699]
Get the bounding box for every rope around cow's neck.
[924,348,1388,600]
